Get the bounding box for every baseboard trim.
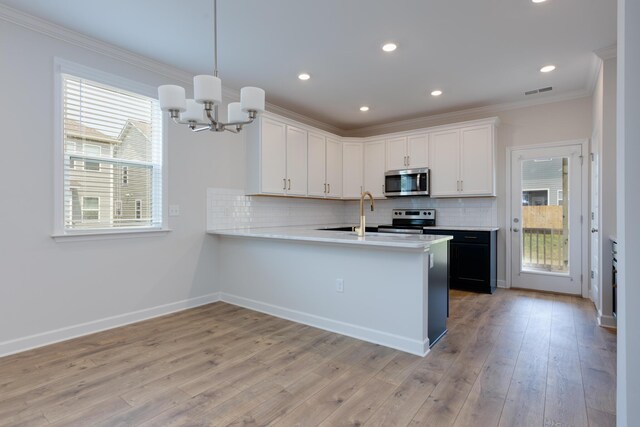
[597,313,617,329]
[0,292,221,358]
[220,292,429,356]
[497,279,508,289]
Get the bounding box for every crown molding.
[0,3,194,85]
[264,104,344,135]
[342,88,592,137]
[594,44,617,60]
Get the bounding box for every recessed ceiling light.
[382,43,397,52]
[531,0,547,3]
[540,65,556,73]
[360,106,370,112]
[298,73,311,81]
[431,90,443,96]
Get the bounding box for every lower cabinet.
[423,229,497,293]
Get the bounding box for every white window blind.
[62,74,163,231]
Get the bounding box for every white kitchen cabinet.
[386,137,407,171]
[364,140,386,198]
[386,134,429,171]
[342,142,363,198]
[325,138,342,198]
[429,124,495,197]
[285,126,308,196]
[407,134,429,168]
[259,118,287,194]
[246,117,308,196]
[308,133,342,198]
[307,132,327,197]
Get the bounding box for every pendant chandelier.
[157,0,265,133]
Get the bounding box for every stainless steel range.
[377,209,436,234]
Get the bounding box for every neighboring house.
[522,157,565,206]
[65,119,152,229]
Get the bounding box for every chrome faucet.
[355,191,375,237]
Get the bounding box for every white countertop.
[208,225,452,250]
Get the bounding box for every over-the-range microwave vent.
[525,86,553,96]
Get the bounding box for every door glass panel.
[521,157,569,273]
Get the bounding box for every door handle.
[513,228,520,232]
[288,179,291,190]
[591,228,599,233]
[407,155,410,166]
[328,183,331,193]
[460,180,463,191]
[283,178,286,190]
[324,183,327,193]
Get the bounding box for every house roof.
[64,119,118,144]
[117,119,151,142]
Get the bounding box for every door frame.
[505,139,589,297]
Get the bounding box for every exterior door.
[590,151,600,302]
[510,144,584,294]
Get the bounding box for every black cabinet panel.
[423,229,497,294]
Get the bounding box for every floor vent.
[525,86,553,95]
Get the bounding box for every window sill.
[52,228,172,242]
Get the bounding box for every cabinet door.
[307,132,326,197]
[450,242,489,291]
[364,140,386,198]
[342,143,363,198]
[429,129,460,197]
[386,137,407,171]
[460,125,494,196]
[407,134,429,168]
[260,118,287,194]
[286,126,308,196]
[326,137,342,198]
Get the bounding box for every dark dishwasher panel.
[423,229,497,294]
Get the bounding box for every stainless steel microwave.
[384,168,430,197]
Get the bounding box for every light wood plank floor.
[0,289,616,426]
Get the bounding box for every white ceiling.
[0,0,616,131]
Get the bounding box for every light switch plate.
[169,205,180,216]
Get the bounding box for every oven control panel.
[392,209,435,220]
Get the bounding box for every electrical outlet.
[336,278,344,293]
[169,205,180,216]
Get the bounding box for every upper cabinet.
[342,142,363,198]
[246,117,308,196]
[429,123,495,197]
[325,138,343,198]
[248,113,497,200]
[308,132,342,198]
[364,140,386,198]
[386,134,429,171]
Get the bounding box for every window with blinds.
[61,74,163,231]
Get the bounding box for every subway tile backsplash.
[207,188,345,230]
[207,188,497,230]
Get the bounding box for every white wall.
[0,16,243,355]
[617,0,640,424]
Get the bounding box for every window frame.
[53,58,169,241]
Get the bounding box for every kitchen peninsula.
[208,227,452,356]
